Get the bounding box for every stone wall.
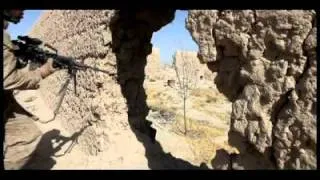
[173,50,214,83]
[29,10,125,155]
[186,10,317,169]
[29,10,175,156]
[145,47,161,80]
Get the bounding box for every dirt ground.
[14,88,235,169]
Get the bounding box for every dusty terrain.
[7,10,316,170]
[14,48,235,169]
[15,90,148,169]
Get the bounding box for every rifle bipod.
[49,72,77,121]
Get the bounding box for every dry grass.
[190,88,228,109]
[171,114,234,164]
[172,114,225,136]
[191,88,230,122]
[215,112,231,123]
[146,85,237,164]
[146,86,179,113]
[190,88,220,100]
[192,100,215,116]
[147,85,231,124]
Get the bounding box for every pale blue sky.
[7,10,42,40]
[151,10,199,64]
[7,10,198,65]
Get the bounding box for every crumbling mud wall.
[29,10,175,156]
[186,10,317,169]
[145,47,161,80]
[29,10,125,155]
[174,50,215,82]
[109,10,175,138]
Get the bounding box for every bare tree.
[172,51,198,135]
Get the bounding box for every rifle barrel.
[76,64,115,75]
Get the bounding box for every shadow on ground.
[22,125,90,169]
[210,149,233,170]
[128,121,209,170]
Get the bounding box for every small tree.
[172,51,198,135]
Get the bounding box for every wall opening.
[143,10,236,168]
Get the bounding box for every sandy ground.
[14,89,231,169]
[14,90,148,169]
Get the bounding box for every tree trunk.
[184,96,187,135]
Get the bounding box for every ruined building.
[28,10,316,169]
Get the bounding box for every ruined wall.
[29,10,126,155]
[186,10,317,169]
[174,50,214,82]
[109,9,175,138]
[144,49,214,86]
[145,47,161,80]
[29,10,175,156]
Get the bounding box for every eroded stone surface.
[186,10,316,169]
[29,10,124,155]
[29,10,175,157]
